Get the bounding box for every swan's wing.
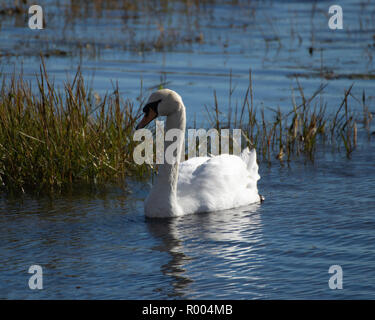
[178,156,210,186]
[177,152,260,214]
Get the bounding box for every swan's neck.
[162,107,186,191]
[146,103,186,217]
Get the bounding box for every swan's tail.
[240,147,260,180]
[240,147,256,171]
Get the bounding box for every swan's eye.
[143,99,161,116]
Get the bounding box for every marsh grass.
[0,64,372,196]
[204,71,372,164]
[0,60,149,195]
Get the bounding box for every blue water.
[0,0,375,299]
[1,142,374,299]
[1,0,375,118]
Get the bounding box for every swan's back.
[177,148,260,215]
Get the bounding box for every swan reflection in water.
[146,202,264,298]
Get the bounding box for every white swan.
[136,89,262,218]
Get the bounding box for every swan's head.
[136,89,183,129]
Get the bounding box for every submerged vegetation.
[0,64,373,195]
[0,0,217,59]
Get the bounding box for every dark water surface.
[1,0,375,299]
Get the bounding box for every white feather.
[177,148,260,215]
[141,89,261,218]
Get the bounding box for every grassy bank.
[0,65,373,195]
[0,62,150,195]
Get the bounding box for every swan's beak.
[136,108,157,130]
